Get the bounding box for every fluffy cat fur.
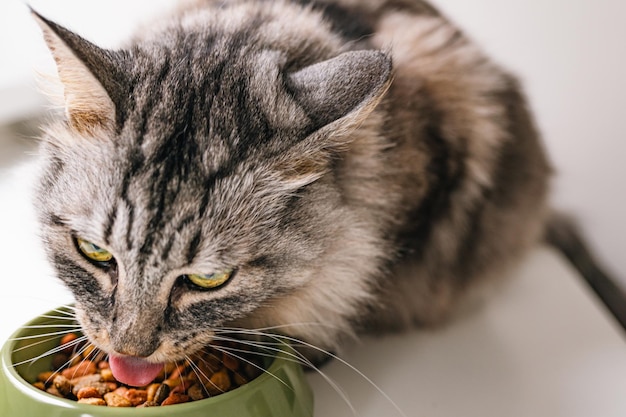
[33,0,552,364]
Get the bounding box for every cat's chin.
[108,354,164,387]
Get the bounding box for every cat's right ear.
[31,9,123,134]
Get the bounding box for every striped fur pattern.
[33,0,550,362]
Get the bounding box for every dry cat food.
[32,333,264,407]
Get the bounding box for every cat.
[32,0,605,387]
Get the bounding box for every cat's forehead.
[120,42,310,165]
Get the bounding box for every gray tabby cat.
[32,0,558,385]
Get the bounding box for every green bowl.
[0,307,314,417]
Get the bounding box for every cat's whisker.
[60,341,96,380]
[10,328,82,341]
[37,341,101,387]
[12,332,80,353]
[183,355,210,397]
[212,330,320,368]
[214,333,311,362]
[37,314,79,321]
[258,333,407,417]
[269,341,355,416]
[19,324,82,329]
[216,322,344,334]
[209,344,294,393]
[186,352,232,395]
[207,331,344,415]
[45,306,77,317]
[210,338,290,364]
[212,335,352,406]
[13,335,88,368]
[53,304,77,311]
[81,342,105,364]
[214,329,407,417]
[12,335,61,353]
[173,361,186,389]
[213,332,355,414]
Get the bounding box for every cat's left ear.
[275,51,392,189]
[32,10,124,134]
[286,50,392,133]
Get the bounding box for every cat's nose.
[109,331,159,357]
[108,311,161,357]
[109,322,160,357]
[113,344,156,358]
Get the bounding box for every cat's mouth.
[108,354,164,387]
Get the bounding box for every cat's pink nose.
[112,346,152,358]
[108,323,160,358]
[108,305,162,358]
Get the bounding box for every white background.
[0,0,624,286]
[1,2,625,416]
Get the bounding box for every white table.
[307,247,626,417]
[1,137,625,417]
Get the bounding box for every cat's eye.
[186,269,233,290]
[76,237,114,264]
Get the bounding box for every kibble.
[77,397,107,406]
[100,368,115,382]
[153,383,170,404]
[70,374,104,396]
[46,385,63,398]
[137,400,159,408]
[32,381,46,391]
[59,333,79,354]
[61,360,96,379]
[124,389,148,406]
[187,383,205,401]
[52,375,72,397]
[32,333,265,407]
[104,392,132,407]
[76,386,102,400]
[161,392,190,406]
[206,369,231,395]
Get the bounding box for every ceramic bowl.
[0,307,314,417]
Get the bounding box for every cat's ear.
[286,50,392,131]
[32,10,122,133]
[276,51,391,189]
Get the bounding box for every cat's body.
[34,0,550,377]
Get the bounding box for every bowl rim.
[2,306,299,413]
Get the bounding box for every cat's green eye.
[186,269,233,290]
[76,237,114,264]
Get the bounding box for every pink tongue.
[108,354,164,387]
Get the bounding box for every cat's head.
[32,8,391,367]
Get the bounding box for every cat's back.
[143,0,447,61]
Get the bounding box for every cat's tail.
[544,211,626,329]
